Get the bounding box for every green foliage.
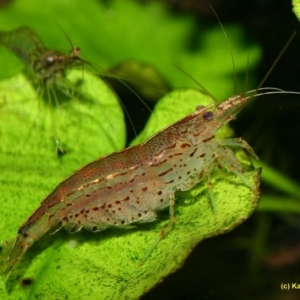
[0,0,260,99]
[0,0,264,299]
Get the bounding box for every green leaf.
[253,160,300,214]
[253,160,300,199]
[293,0,300,20]
[258,195,300,213]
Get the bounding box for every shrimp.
[0,26,82,92]
[2,87,262,278]
[0,26,87,155]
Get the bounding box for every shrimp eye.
[45,55,54,64]
[74,47,81,56]
[196,105,204,111]
[203,111,213,121]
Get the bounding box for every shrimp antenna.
[209,4,237,96]
[54,22,76,51]
[256,31,297,91]
[174,5,238,104]
[173,63,218,104]
[209,5,297,98]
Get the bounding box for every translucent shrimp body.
[3,92,256,277]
